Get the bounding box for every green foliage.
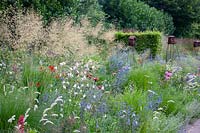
[114,86,185,132]
[116,89,148,113]
[0,87,34,130]
[127,62,164,90]
[84,0,106,26]
[0,0,105,25]
[99,0,174,34]
[116,60,199,132]
[163,91,192,115]
[22,59,51,93]
[1,29,200,132]
[191,23,200,39]
[0,47,24,89]
[139,112,184,132]
[187,23,200,39]
[141,0,200,37]
[115,31,162,57]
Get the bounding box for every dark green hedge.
[115,31,162,57]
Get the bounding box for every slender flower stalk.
[17,115,25,133]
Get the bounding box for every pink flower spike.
[17,115,25,133]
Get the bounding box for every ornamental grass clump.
[0,86,34,131]
[39,95,64,126]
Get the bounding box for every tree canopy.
[0,0,105,25]
[99,0,174,34]
[141,0,200,36]
[1,0,200,37]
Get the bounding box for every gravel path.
[185,119,200,133]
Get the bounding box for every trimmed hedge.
[115,31,162,57]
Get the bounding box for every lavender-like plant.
[118,103,139,132]
[147,90,162,111]
[113,65,131,92]
[108,48,135,73]
[80,90,108,131]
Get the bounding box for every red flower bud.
[48,65,55,72]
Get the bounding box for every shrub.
[0,0,105,25]
[99,0,174,34]
[115,31,162,57]
[186,23,200,39]
[141,0,200,37]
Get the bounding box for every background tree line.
[140,0,200,37]
[0,0,105,25]
[0,0,200,37]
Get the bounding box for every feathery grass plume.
[0,8,115,59]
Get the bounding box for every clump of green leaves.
[99,0,174,34]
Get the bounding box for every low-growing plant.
[21,57,59,97]
[139,112,184,132]
[0,86,34,130]
[128,62,164,91]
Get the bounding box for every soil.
[185,119,200,133]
